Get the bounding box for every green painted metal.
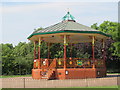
[27,11,111,40]
[77,60,83,65]
[62,11,75,21]
[27,30,111,39]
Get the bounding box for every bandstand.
[27,11,110,80]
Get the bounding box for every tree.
[91,21,120,72]
[91,23,99,30]
[13,42,33,75]
[34,27,43,33]
[2,43,14,75]
[1,42,34,75]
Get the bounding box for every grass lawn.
[0,74,31,78]
[70,86,118,88]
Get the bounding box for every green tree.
[91,21,120,72]
[13,42,33,75]
[34,27,43,33]
[1,42,34,75]
[2,43,14,75]
[91,23,99,30]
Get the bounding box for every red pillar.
[38,46,40,60]
[47,43,50,67]
[102,39,107,76]
[64,44,67,69]
[102,39,106,68]
[48,43,50,59]
[34,41,36,60]
[92,36,95,68]
[38,37,41,69]
[64,35,67,69]
[70,43,72,58]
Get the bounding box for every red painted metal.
[92,45,95,66]
[34,42,36,60]
[48,43,50,59]
[70,43,72,58]
[64,44,67,69]
[92,37,95,68]
[103,48,106,68]
[32,67,106,80]
[32,58,106,79]
[32,36,107,80]
[38,46,40,60]
[102,40,106,69]
[34,50,36,60]
[38,46,40,69]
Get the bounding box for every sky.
[0,0,119,46]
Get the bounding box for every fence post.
[23,78,25,88]
[85,78,88,87]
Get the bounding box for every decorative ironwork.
[62,11,75,21]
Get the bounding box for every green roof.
[28,12,111,39]
[34,20,98,33]
[28,20,111,39]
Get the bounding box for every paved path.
[1,74,120,88]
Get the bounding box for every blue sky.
[0,0,118,46]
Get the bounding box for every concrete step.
[41,76,48,79]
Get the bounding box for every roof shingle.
[33,20,98,34]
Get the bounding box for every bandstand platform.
[28,11,110,80]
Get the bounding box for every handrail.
[48,59,56,69]
[39,58,104,69]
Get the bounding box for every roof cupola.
[62,11,75,22]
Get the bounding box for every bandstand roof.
[28,12,111,43]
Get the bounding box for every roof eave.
[27,30,111,39]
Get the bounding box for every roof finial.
[67,8,69,12]
[62,9,75,21]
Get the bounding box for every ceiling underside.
[29,33,109,43]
